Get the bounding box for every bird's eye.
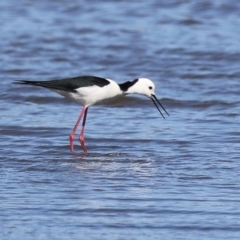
[149,86,153,90]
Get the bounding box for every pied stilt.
[15,76,169,152]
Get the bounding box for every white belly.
[52,79,122,107]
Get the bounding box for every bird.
[15,76,169,152]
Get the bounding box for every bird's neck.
[118,79,138,93]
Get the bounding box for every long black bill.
[151,94,169,119]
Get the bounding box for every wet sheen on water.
[1,0,240,239]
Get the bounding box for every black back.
[16,76,110,92]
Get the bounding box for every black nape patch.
[119,79,138,92]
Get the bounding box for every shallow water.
[1,0,240,239]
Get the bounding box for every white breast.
[52,79,122,107]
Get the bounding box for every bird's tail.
[14,80,46,87]
[14,79,77,92]
[14,80,62,91]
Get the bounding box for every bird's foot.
[79,135,87,152]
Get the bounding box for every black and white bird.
[16,76,169,152]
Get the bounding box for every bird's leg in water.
[79,107,88,152]
[69,107,87,152]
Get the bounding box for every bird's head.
[125,78,169,119]
[125,78,155,97]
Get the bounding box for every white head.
[123,78,169,119]
[125,78,156,98]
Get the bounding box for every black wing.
[15,76,110,92]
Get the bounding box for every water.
[1,0,240,239]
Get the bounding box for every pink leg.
[79,107,89,152]
[69,107,87,152]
